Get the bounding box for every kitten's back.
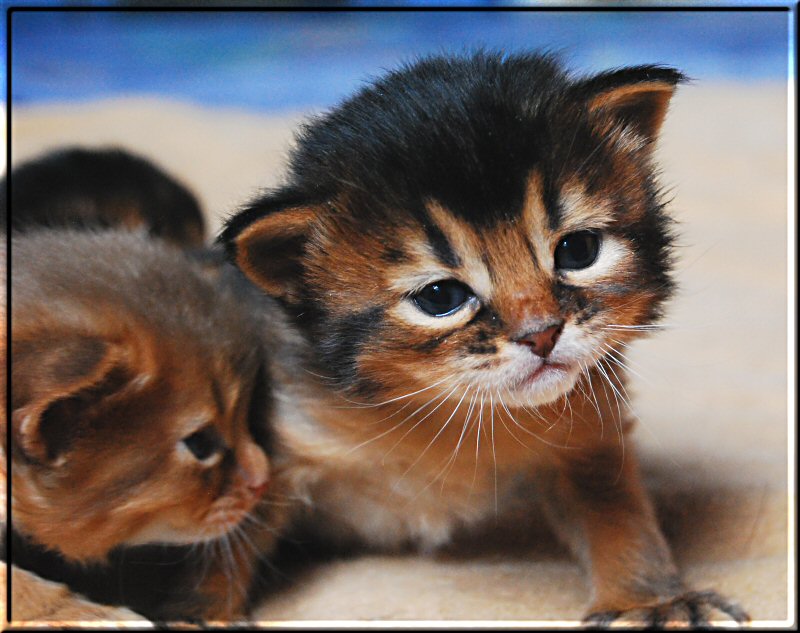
[2,147,205,247]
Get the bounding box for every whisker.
[381,383,461,463]
[437,388,479,493]
[344,384,453,457]
[578,361,604,436]
[600,352,678,470]
[494,391,540,455]
[603,343,659,390]
[563,394,575,447]
[242,511,281,535]
[469,390,486,498]
[331,375,453,409]
[498,394,576,450]
[489,392,498,517]
[394,383,471,490]
[594,359,626,484]
[601,324,669,331]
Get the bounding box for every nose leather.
[515,321,564,358]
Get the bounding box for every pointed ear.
[220,192,319,303]
[12,337,133,465]
[581,66,686,142]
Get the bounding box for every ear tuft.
[228,204,318,302]
[581,65,687,142]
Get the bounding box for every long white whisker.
[437,388,479,493]
[601,324,669,331]
[382,383,461,463]
[495,391,538,454]
[394,383,471,489]
[344,384,453,456]
[594,359,626,483]
[599,355,635,417]
[603,343,656,389]
[581,361,605,438]
[498,394,575,450]
[332,375,453,409]
[489,391,498,517]
[470,391,485,497]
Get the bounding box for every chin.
[506,363,582,408]
[127,518,242,548]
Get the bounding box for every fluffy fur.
[4,230,287,622]
[221,51,747,626]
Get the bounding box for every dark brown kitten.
[221,51,748,626]
[3,230,288,622]
[1,147,206,247]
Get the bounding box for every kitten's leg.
[539,444,749,627]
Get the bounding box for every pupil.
[554,230,600,270]
[182,427,220,461]
[413,280,471,317]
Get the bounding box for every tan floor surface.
[4,80,793,627]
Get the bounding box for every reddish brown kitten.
[4,230,288,622]
[221,51,748,626]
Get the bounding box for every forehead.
[372,170,617,273]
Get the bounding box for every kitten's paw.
[583,590,750,629]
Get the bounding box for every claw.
[685,590,750,624]
[582,589,749,629]
[583,610,622,628]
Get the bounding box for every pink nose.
[248,480,270,498]
[515,322,564,358]
[238,441,270,497]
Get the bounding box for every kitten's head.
[8,232,274,562]
[222,51,683,408]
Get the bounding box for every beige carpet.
[4,80,792,627]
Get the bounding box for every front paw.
[583,590,750,629]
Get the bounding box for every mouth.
[521,361,569,386]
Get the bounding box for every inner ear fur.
[12,336,132,465]
[582,66,686,142]
[231,205,318,302]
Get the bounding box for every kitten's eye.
[412,280,474,317]
[181,426,223,462]
[554,230,601,270]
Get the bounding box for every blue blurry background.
[8,8,791,115]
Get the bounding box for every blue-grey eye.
[413,280,473,317]
[554,230,601,270]
[182,426,223,461]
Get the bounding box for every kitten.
[221,51,748,626]
[1,146,206,247]
[3,229,288,622]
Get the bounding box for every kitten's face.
[301,170,667,409]
[226,52,680,411]
[11,336,273,562]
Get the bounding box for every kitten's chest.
[276,396,557,551]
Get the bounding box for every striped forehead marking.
[521,172,554,271]
[420,213,461,269]
[423,200,493,300]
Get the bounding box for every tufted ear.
[580,65,686,143]
[11,336,132,465]
[220,192,319,303]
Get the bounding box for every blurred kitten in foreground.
[4,225,287,621]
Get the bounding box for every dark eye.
[412,280,474,317]
[554,230,601,270]
[182,426,223,461]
